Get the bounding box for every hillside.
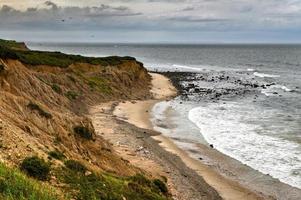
[0,39,169,199]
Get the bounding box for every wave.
[254,72,280,78]
[188,103,301,189]
[172,64,204,72]
[261,84,293,96]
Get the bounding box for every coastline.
[90,73,222,200]
[111,73,265,200]
[90,72,301,200]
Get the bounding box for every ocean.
[28,42,301,189]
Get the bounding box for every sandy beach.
[111,73,266,200]
[90,72,301,200]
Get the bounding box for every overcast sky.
[0,0,300,43]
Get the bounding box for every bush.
[153,179,168,194]
[65,91,78,100]
[51,84,62,94]
[130,174,151,187]
[27,102,52,119]
[20,156,50,181]
[73,126,93,140]
[64,160,86,173]
[48,150,65,160]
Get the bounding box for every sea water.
[28,42,301,189]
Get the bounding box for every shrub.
[153,179,168,194]
[73,126,93,140]
[51,84,62,94]
[64,160,86,173]
[27,102,52,119]
[130,174,151,187]
[65,91,78,100]
[48,150,65,160]
[20,156,50,181]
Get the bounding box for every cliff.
[0,40,169,199]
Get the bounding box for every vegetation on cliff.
[0,39,139,68]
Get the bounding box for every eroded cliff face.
[0,57,151,176]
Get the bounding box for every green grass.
[57,165,170,200]
[48,150,65,161]
[51,84,62,94]
[0,162,63,200]
[0,39,28,50]
[65,91,78,100]
[0,39,136,68]
[88,76,112,94]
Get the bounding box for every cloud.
[0,0,301,42]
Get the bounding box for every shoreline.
[112,73,265,200]
[90,72,301,200]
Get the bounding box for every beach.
[90,73,274,200]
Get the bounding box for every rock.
[210,144,214,148]
[85,171,92,176]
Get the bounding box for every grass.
[51,84,62,94]
[0,39,28,51]
[56,163,170,200]
[88,76,112,94]
[64,160,87,174]
[48,150,65,161]
[0,39,136,68]
[65,91,78,100]
[27,102,52,119]
[0,163,63,200]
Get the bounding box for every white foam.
[188,103,301,189]
[254,72,280,78]
[172,64,204,72]
[247,68,255,72]
[151,101,172,135]
[261,84,293,96]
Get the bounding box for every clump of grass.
[48,150,65,161]
[20,156,50,181]
[153,179,168,195]
[64,160,87,174]
[0,162,63,200]
[73,126,94,140]
[65,91,78,100]
[27,102,52,119]
[88,76,112,94]
[51,84,62,94]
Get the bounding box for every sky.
[0,0,300,43]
